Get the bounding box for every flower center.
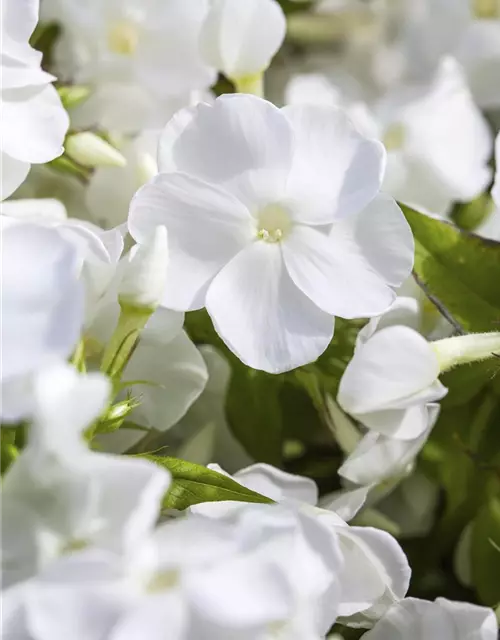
[256,204,292,243]
[108,20,139,55]
[383,123,406,151]
[147,569,179,593]
[472,0,500,18]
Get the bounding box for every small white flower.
[1,363,170,589]
[1,0,69,199]
[338,325,448,440]
[364,597,498,639]
[200,0,286,81]
[129,94,414,373]
[43,0,216,132]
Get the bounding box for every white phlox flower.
[0,219,84,422]
[1,363,171,589]
[42,0,216,132]
[86,130,160,229]
[129,94,414,373]
[1,0,69,199]
[363,596,499,639]
[192,463,411,629]
[399,0,500,109]
[338,325,448,440]
[286,59,493,217]
[200,0,286,83]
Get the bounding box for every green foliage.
[142,455,273,511]
[402,206,500,332]
[470,498,500,605]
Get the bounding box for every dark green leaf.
[402,206,500,332]
[471,498,500,605]
[143,455,273,511]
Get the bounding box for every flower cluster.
[2,0,500,639]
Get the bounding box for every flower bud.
[119,226,168,311]
[65,132,127,168]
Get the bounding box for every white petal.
[282,224,397,319]
[157,94,293,208]
[282,104,386,225]
[493,134,500,210]
[206,241,334,373]
[1,224,84,380]
[403,58,493,204]
[357,296,421,347]
[1,151,30,200]
[436,598,499,639]
[199,0,286,79]
[124,330,208,431]
[110,593,187,640]
[338,527,410,623]
[339,414,434,486]
[338,326,440,416]
[1,84,69,163]
[235,463,319,505]
[1,197,67,221]
[129,172,254,311]
[360,404,432,441]
[322,486,370,522]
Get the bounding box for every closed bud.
[65,132,127,168]
[119,226,169,311]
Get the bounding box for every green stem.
[100,304,152,381]
[432,332,500,373]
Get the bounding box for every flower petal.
[157,94,293,208]
[129,172,254,311]
[206,241,334,373]
[282,224,396,319]
[1,84,69,163]
[235,463,319,505]
[282,104,386,225]
[338,326,440,416]
[1,151,30,200]
[199,0,286,80]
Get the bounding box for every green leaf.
[226,364,284,466]
[402,206,500,332]
[471,498,500,605]
[142,455,273,511]
[440,361,498,409]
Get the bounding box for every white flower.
[129,94,414,373]
[1,363,171,589]
[193,463,411,628]
[287,59,493,216]
[338,325,448,440]
[364,597,499,639]
[119,226,169,310]
[0,220,84,422]
[4,504,342,640]
[400,0,500,109]
[1,0,69,199]
[86,130,160,229]
[43,0,216,132]
[338,404,440,487]
[200,0,286,81]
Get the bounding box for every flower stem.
[432,332,500,373]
